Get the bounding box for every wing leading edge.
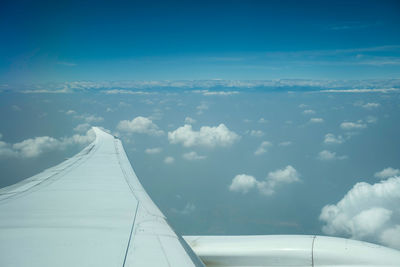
[0,127,204,267]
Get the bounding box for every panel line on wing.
[122,201,140,267]
[311,235,316,267]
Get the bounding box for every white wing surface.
[0,127,204,267]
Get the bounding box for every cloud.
[250,130,264,137]
[164,156,175,164]
[57,61,76,66]
[340,121,367,130]
[320,88,400,93]
[254,141,272,155]
[258,165,301,195]
[317,150,348,161]
[310,118,324,123]
[69,111,103,123]
[303,109,316,115]
[0,130,95,158]
[183,151,206,161]
[145,147,162,154]
[193,90,239,96]
[298,104,308,108]
[324,133,345,144]
[279,141,292,146]
[329,22,371,31]
[319,176,400,249]
[13,136,63,158]
[361,102,380,109]
[258,118,268,123]
[12,105,21,111]
[171,202,196,215]
[184,117,196,124]
[62,130,96,146]
[12,79,400,94]
[229,174,258,194]
[196,102,209,114]
[73,123,91,133]
[75,114,104,123]
[168,124,240,148]
[229,166,301,196]
[117,116,164,136]
[66,110,76,115]
[0,141,17,157]
[366,116,378,124]
[375,167,400,180]
[103,89,152,95]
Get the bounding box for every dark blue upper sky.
[1,0,400,82]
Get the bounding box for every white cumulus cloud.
[164,156,175,164]
[229,174,258,194]
[183,151,206,161]
[171,202,196,215]
[250,130,264,137]
[73,123,91,133]
[117,116,164,136]
[13,136,63,158]
[340,121,367,130]
[0,130,95,158]
[319,176,400,250]
[366,116,378,124]
[258,165,301,195]
[303,109,316,115]
[184,117,196,124]
[84,115,103,123]
[168,124,240,148]
[65,110,76,115]
[145,147,162,154]
[375,167,400,179]
[279,141,292,146]
[362,102,381,109]
[196,102,209,114]
[229,166,300,196]
[0,141,17,157]
[254,141,272,155]
[324,133,345,144]
[318,150,348,161]
[310,118,324,123]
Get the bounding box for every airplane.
[0,127,399,266]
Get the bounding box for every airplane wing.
[0,127,204,267]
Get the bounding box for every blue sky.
[1,0,400,82]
